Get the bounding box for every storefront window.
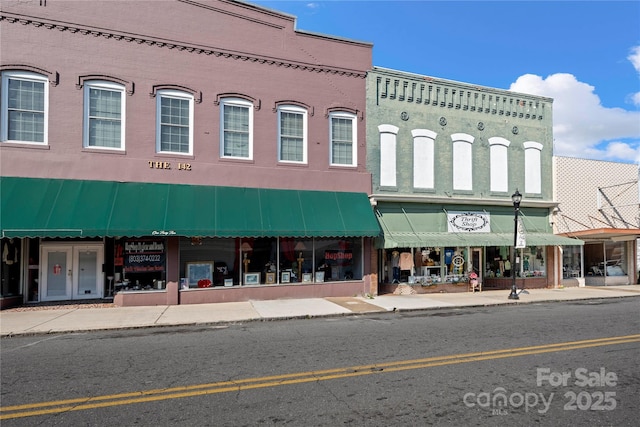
[180,237,364,286]
[382,247,466,283]
[118,238,166,289]
[604,241,626,276]
[443,247,467,281]
[584,243,605,277]
[485,246,511,278]
[314,238,362,282]
[562,246,582,278]
[520,246,546,277]
[1,238,22,297]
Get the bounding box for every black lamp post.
[508,189,522,300]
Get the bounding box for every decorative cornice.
[0,63,59,86]
[325,106,363,121]
[374,72,549,121]
[0,12,367,78]
[214,92,261,111]
[76,74,134,96]
[272,100,314,116]
[150,84,202,104]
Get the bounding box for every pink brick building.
[0,0,380,307]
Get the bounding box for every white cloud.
[628,46,640,107]
[509,66,640,163]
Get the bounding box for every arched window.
[156,89,194,155]
[489,137,511,192]
[83,80,126,150]
[329,111,357,167]
[451,133,474,191]
[220,97,254,159]
[378,124,398,187]
[412,129,437,189]
[277,105,307,163]
[524,141,543,194]
[1,71,48,144]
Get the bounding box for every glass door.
[73,245,103,299]
[41,243,104,301]
[41,246,72,301]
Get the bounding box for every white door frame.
[40,243,104,301]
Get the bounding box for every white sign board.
[447,211,490,233]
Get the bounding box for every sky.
[247,0,640,164]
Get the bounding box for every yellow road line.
[2,334,639,420]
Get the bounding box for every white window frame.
[156,89,194,155]
[329,111,357,167]
[1,71,49,144]
[219,97,253,160]
[83,80,125,150]
[277,105,307,164]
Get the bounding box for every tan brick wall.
[554,157,639,234]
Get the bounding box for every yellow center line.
[2,334,639,420]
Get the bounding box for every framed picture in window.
[266,272,276,284]
[186,261,214,288]
[281,271,291,283]
[302,273,313,283]
[244,272,260,285]
[315,271,325,283]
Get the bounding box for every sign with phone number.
[124,239,166,272]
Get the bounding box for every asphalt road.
[1,298,639,426]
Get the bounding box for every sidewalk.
[2,286,639,337]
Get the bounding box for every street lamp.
[508,189,522,300]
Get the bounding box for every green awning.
[0,177,381,238]
[376,205,583,248]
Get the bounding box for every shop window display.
[1,238,21,297]
[604,241,626,276]
[562,245,582,278]
[520,246,546,277]
[179,237,364,286]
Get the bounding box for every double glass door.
[40,244,104,301]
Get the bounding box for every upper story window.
[412,129,437,190]
[524,141,543,194]
[278,105,307,163]
[378,124,399,187]
[83,80,125,150]
[451,133,474,191]
[489,137,511,193]
[220,98,253,159]
[156,90,193,155]
[1,71,48,144]
[329,111,357,167]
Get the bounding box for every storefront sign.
[124,238,166,272]
[324,250,353,265]
[447,211,490,233]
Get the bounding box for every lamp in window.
[294,242,307,282]
[241,242,252,274]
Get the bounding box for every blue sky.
[247,0,640,164]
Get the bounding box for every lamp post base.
[508,289,519,300]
